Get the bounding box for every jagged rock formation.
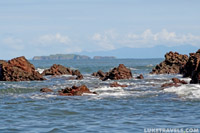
[0,56,45,81]
[42,64,83,80]
[183,49,200,83]
[92,64,132,81]
[151,51,188,74]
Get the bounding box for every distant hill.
[76,45,198,58]
[33,54,91,60]
[32,54,117,60]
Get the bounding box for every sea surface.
[0,59,200,133]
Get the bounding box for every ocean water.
[0,59,200,132]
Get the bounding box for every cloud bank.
[0,29,200,59]
[92,29,200,49]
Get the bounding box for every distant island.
[32,54,116,60]
[93,56,116,60]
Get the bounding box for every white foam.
[129,67,138,70]
[146,64,153,67]
[164,84,200,99]
[36,68,46,74]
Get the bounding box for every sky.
[0,0,200,59]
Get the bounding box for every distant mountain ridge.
[76,45,198,58]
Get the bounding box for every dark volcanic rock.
[42,64,83,80]
[58,85,95,96]
[182,50,200,83]
[76,74,83,80]
[92,70,106,80]
[181,50,200,83]
[110,82,128,87]
[72,70,83,80]
[136,74,144,79]
[0,56,45,81]
[102,64,132,81]
[151,51,188,74]
[40,88,53,93]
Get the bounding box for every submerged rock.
[161,78,187,88]
[110,82,128,87]
[172,78,187,84]
[161,83,180,88]
[40,88,53,93]
[42,64,83,80]
[151,51,188,74]
[0,56,45,81]
[58,85,96,96]
[136,74,144,79]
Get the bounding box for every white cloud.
[120,29,200,48]
[36,33,83,54]
[91,30,117,50]
[92,33,101,41]
[38,33,71,45]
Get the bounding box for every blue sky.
[0,0,200,59]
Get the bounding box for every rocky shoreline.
[1,49,200,96]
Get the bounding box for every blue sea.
[0,59,200,132]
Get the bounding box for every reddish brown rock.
[42,64,73,76]
[0,56,45,81]
[136,74,144,79]
[42,64,83,80]
[110,82,128,87]
[102,64,132,81]
[40,88,53,93]
[151,51,188,74]
[58,85,96,96]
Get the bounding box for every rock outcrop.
[182,49,200,83]
[151,51,188,74]
[58,85,95,96]
[102,64,132,81]
[42,64,83,80]
[92,64,132,81]
[109,82,128,87]
[0,56,45,81]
